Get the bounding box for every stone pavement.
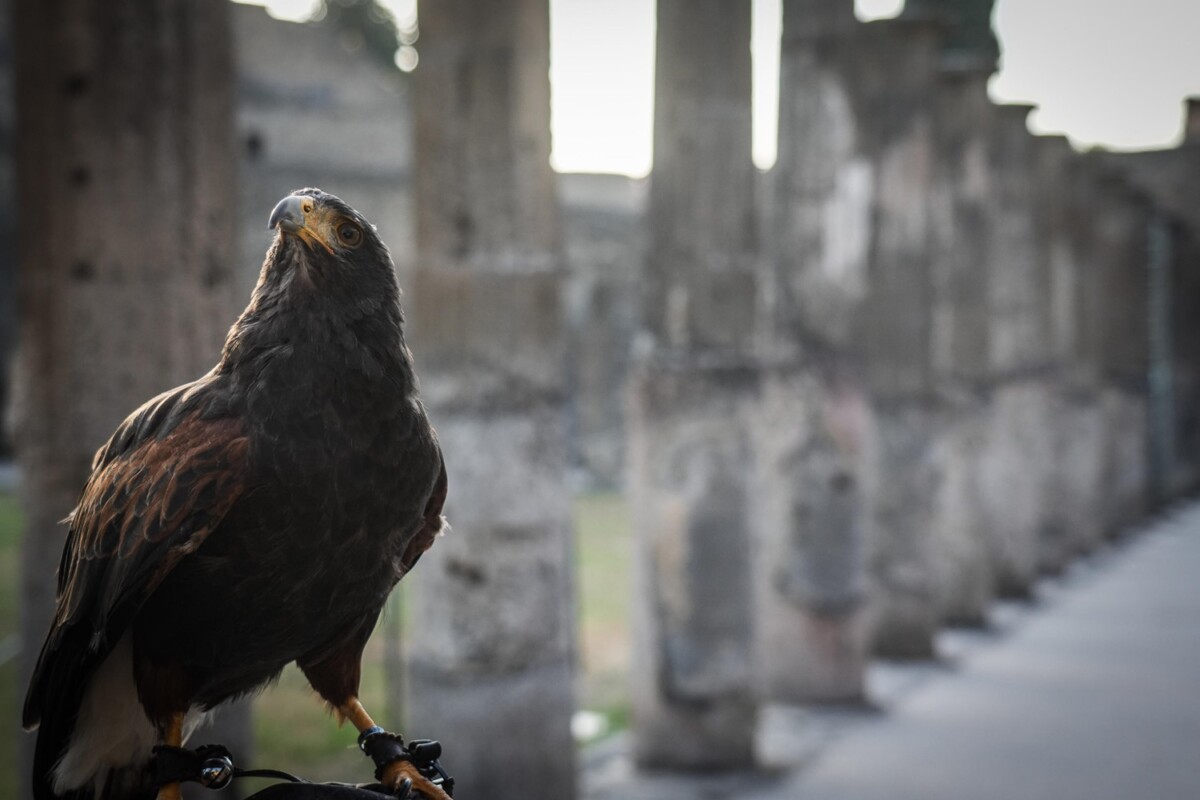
[584,505,1200,799]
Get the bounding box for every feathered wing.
[400,453,448,576]
[22,377,250,798]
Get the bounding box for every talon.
[382,760,451,800]
[335,697,452,799]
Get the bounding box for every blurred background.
[1,0,1199,798]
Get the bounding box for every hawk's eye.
[337,223,363,248]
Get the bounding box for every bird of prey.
[23,190,450,800]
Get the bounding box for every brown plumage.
[23,190,448,800]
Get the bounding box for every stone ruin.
[1,2,1198,798]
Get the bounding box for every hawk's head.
[265,188,395,294]
[221,189,407,374]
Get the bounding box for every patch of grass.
[574,492,634,737]
[576,492,634,632]
[0,494,22,637]
[252,664,365,783]
[0,493,25,800]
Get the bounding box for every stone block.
[406,660,575,800]
[867,404,940,659]
[973,381,1053,598]
[1047,389,1106,557]
[1098,388,1149,538]
[411,267,567,410]
[753,366,873,702]
[930,70,995,384]
[405,404,573,673]
[986,106,1043,376]
[628,362,759,768]
[929,404,993,626]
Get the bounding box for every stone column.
[1033,135,1106,567]
[916,1,1004,627]
[405,3,576,799]
[1049,155,1114,554]
[758,0,873,704]
[629,0,760,769]
[1093,100,1200,498]
[1086,165,1152,537]
[770,6,946,667]
[853,18,945,660]
[970,103,1056,598]
[928,66,997,625]
[1166,218,1200,494]
[12,0,246,791]
[1145,208,1176,506]
[753,366,874,702]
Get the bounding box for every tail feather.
[28,626,92,800]
[27,625,157,800]
[40,768,156,800]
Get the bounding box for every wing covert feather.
[24,380,248,728]
[56,414,249,631]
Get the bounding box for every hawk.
[23,190,450,800]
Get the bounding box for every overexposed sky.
[241,0,1200,177]
[990,0,1200,153]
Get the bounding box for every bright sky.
[241,0,1200,178]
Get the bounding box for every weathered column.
[1166,219,1200,493]
[1096,99,1200,498]
[1085,165,1153,537]
[12,0,244,792]
[770,0,871,359]
[1166,102,1200,496]
[1034,135,1106,567]
[753,367,874,702]
[928,64,997,625]
[758,0,873,704]
[919,0,1005,626]
[968,103,1055,598]
[1145,207,1176,506]
[854,17,945,660]
[770,5,947,667]
[629,0,760,769]
[405,3,576,799]
[1047,155,1115,554]
[922,0,1058,605]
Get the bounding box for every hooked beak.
[268,195,334,254]
[268,195,305,233]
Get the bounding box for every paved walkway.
[584,506,1200,800]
